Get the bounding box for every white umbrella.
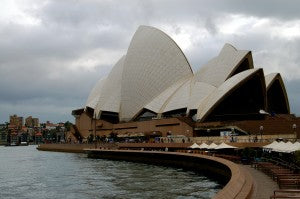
[263,141,279,149]
[207,143,218,149]
[189,143,201,149]
[279,141,297,153]
[198,143,209,149]
[215,142,237,149]
[291,142,300,152]
[273,141,288,152]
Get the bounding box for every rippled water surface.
[0,146,221,199]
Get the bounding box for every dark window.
[267,79,289,114]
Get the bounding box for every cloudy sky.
[0,0,299,123]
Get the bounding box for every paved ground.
[242,165,279,199]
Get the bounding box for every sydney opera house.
[71,26,299,141]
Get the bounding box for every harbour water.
[0,146,221,199]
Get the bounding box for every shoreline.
[37,143,254,199]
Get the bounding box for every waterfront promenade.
[242,165,279,199]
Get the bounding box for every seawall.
[37,143,116,153]
[85,149,253,199]
[37,144,253,199]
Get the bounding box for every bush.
[294,150,300,165]
[242,147,256,158]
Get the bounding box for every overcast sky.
[0,0,299,123]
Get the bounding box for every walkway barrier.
[270,189,300,198]
[253,160,300,197]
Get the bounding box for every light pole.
[231,127,235,142]
[207,129,210,142]
[94,118,97,149]
[260,126,264,142]
[293,124,297,141]
[186,130,190,142]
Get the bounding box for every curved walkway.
[242,165,279,199]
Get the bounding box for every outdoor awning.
[215,142,237,149]
[263,141,279,149]
[199,143,209,149]
[264,141,300,153]
[188,143,201,149]
[274,141,295,153]
[270,141,286,152]
[207,143,218,149]
[290,142,300,152]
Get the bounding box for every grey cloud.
[216,0,300,20]
[204,18,218,35]
[0,0,299,123]
[148,0,300,21]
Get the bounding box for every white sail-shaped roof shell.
[145,78,216,115]
[144,77,189,113]
[194,44,252,87]
[120,26,193,121]
[196,68,264,121]
[81,25,290,123]
[161,78,192,113]
[94,56,125,118]
[188,81,217,110]
[85,78,106,109]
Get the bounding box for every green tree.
[88,133,94,143]
[64,121,72,131]
[294,151,300,166]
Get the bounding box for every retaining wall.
[37,144,254,198]
[86,149,253,199]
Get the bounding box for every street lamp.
[293,124,297,140]
[231,128,235,142]
[260,126,264,142]
[231,127,234,134]
[206,129,211,142]
[186,130,190,142]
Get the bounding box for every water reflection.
[0,146,221,199]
